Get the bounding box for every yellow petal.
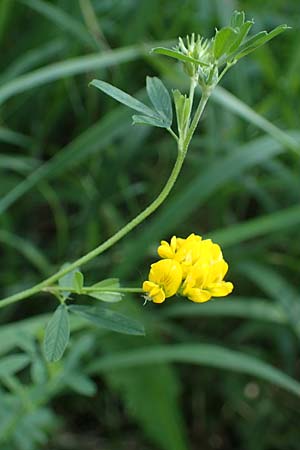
[208,281,234,297]
[142,281,166,303]
[146,259,182,298]
[206,260,228,284]
[183,285,211,303]
[157,236,179,259]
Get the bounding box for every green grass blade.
[0,45,141,106]
[210,204,300,247]
[238,262,300,331]
[89,343,300,397]
[213,87,300,155]
[20,0,95,48]
[0,127,33,149]
[0,106,130,214]
[161,297,287,324]
[0,230,51,275]
[0,39,66,83]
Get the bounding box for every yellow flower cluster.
[143,234,233,304]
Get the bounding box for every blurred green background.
[1,0,300,449]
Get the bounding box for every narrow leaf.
[146,76,172,126]
[90,79,155,117]
[69,304,145,336]
[44,304,70,362]
[151,47,209,67]
[132,114,169,128]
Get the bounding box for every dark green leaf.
[69,304,145,336]
[146,77,172,126]
[90,79,155,117]
[44,304,70,362]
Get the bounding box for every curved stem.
[0,150,185,309]
[0,88,211,311]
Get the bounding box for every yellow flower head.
[182,258,233,303]
[142,259,182,303]
[143,233,233,304]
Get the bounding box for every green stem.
[0,151,185,309]
[0,88,211,311]
[184,90,210,151]
[45,286,143,294]
[167,127,178,141]
[184,77,197,136]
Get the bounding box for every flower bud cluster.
[175,34,216,89]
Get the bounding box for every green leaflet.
[43,304,70,362]
[69,304,145,336]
